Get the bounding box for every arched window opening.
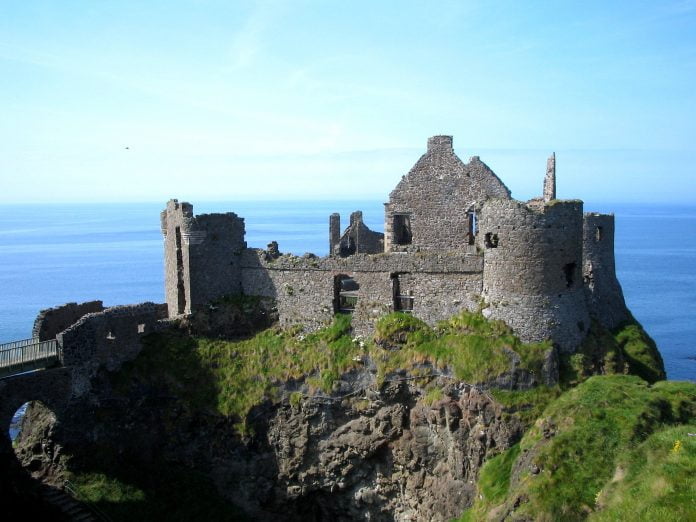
[595,226,603,242]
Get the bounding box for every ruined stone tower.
[582,212,630,330]
[160,200,246,315]
[478,199,590,352]
[544,152,556,202]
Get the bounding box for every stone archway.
[0,368,72,463]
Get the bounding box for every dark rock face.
[11,366,521,521]
[202,377,521,521]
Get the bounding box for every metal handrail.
[0,338,59,375]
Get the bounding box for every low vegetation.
[560,318,665,386]
[461,375,696,521]
[69,464,247,521]
[116,310,551,435]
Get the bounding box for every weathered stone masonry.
[1,301,169,450]
[159,135,630,352]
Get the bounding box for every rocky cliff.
[9,306,682,521]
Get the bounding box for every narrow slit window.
[563,263,576,288]
[391,274,414,313]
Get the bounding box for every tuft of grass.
[453,444,522,522]
[72,472,145,505]
[560,318,665,387]
[590,425,696,521]
[491,385,562,429]
[421,386,445,405]
[614,321,665,383]
[467,375,696,521]
[372,311,551,385]
[70,464,248,521]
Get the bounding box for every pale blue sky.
[1,0,695,203]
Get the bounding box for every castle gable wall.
[385,136,511,252]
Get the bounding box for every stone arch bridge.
[0,301,168,456]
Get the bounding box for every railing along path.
[0,338,59,378]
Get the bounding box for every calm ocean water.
[0,201,693,382]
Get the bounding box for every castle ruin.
[160,135,629,352]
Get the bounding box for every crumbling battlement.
[159,135,630,352]
[32,301,104,341]
[1,301,170,451]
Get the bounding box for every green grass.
[490,385,562,428]
[117,311,552,434]
[455,443,522,521]
[372,311,551,384]
[560,318,665,387]
[464,375,696,521]
[590,425,696,521]
[70,465,247,521]
[615,321,665,383]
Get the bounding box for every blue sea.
[0,201,694,382]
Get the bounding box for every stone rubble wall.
[57,302,169,396]
[32,301,104,341]
[332,211,384,256]
[479,199,590,352]
[385,136,511,252]
[241,250,484,336]
[582,213,630,329]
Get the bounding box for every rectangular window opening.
[392,214,412,245]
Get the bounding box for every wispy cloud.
[228,0,284,69]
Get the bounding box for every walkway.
[0,338,60,379]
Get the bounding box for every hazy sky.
[1,1,695,203]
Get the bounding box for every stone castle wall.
[57,302,168,396]
[582,213,630,329]
[384,136,511,252]
[330,211,384,257]
[32,301,104,341]
[479,199,590,352]
[241,250,483,335]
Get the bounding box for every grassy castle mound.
[50,302,691,521]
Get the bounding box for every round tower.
[478,199,590,352]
